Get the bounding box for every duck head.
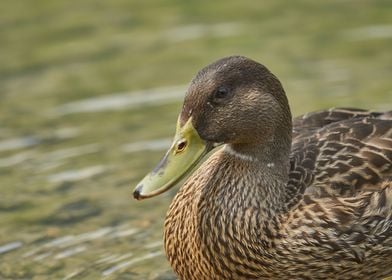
[133,56,291,200]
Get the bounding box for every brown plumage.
[151,56,391,279]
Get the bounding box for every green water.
[0,0,391,279]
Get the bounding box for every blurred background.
[0,0,391,279]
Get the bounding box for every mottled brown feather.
[160,58,392,280]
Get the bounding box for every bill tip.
[133,185,143,200]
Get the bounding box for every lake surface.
[0,1,391,279]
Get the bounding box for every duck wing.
[288,108,392,200]
[283,109,391,273]
[292,108,385,140]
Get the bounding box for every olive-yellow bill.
[133,118,212,200]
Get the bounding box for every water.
[0,1,391,279]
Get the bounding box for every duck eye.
[214,87,229,99]
[175,140,187,154]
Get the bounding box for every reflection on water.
[165,22,243,42]
[0,84,178,278]
[48,165,107,183]
[0,242,23,255]
[345,24,392,41]
[0,136,40,152]
[122,139,172,153]
[2,223,168,279]
[0,151,36,168]
[39,143,101,172]
[54,86,186,115]
[102,251,163,277]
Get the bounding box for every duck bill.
[133,117,210,200]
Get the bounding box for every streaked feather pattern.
[154,55,392,280]
[165,108,392,280]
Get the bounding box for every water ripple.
[0,241,23,255]
[345,24,392,40]
[122,138,171,153]
[102,251,163,276]
[54,85,186,115]
[0,136,39,152]
[47,165,107,183]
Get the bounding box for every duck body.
[134,56,391,280]
[165,109,392,280]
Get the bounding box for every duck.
[133,56,392,280]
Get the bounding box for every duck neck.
[229,124,292,176]
[223,125,292,213]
